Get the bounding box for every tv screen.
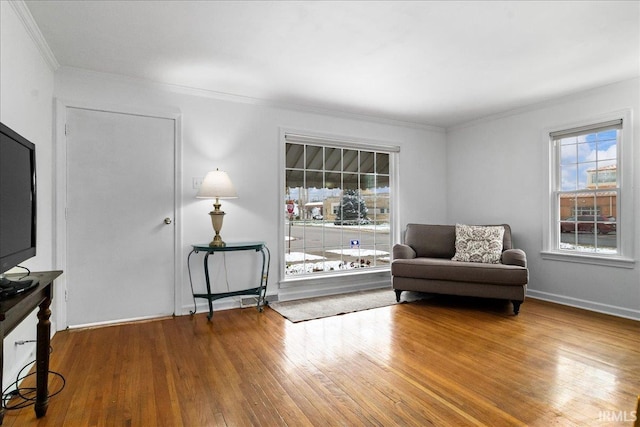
[0,122,37,276]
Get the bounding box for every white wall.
[53,66,448,314]
[0,1,56,390]
[446,78,640,319]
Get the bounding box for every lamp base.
[209,235,226,247]
[209,209,226,247]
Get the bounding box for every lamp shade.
[196,169,238,199]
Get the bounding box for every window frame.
[279,128,400,284]
[541,110,635,268]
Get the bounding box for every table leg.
[203,252,214,320]
[187,249,198,315]
[258,246,271,311]
[35,295,52,418]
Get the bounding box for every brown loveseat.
[391,224,528,315]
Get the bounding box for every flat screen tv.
[0,122,38,293]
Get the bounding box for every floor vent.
[240,294,279,308]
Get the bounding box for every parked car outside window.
[560,216,616,234]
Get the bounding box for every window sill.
[540,250,635,268]
[281,267,391,288]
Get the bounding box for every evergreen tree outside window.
[284,134,396,278]
[334,190,369,225]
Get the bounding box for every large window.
[544,114,635,267]
[284,133,396,278]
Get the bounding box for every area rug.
[269,288,429,323]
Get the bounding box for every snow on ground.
[285,249,389,263]
[285,252,325,262]
[285,221,390,232]
[326,249,389,257]
[285,249,390,275]
[316,223,388,232]
[285,259,383,275]
[284,222,391,275]
[559,243,617,254]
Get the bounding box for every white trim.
[56,97,181,121]
[280,267,391,289]
[54,98,183,329]
[172,115,184,316]
[540,250,635,269]
[527,291,640,321]
[180,297,255,316]
[278,129,287,287]
[277,274,391,302]
[9,0,60,71]
[284,132,401,153]
[68,313,174,330]
[541,109,635,264]
[390,144,400,246]
[53,99,68,329]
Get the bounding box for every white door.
[66,108,175,326]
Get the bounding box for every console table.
[187,242,270,320]
[0,270,62,425]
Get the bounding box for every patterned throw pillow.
[452,224,505,264]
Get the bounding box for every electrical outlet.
[192,177,204,189]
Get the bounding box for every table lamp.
[196,169,238,247]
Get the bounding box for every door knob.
[164,217,172,225]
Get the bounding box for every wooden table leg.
[35,296,51,418]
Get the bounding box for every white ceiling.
[24,1,640,128]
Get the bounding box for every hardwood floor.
[4,296,639,426]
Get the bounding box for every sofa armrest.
[393,244,417,260]
[502,249,527,268]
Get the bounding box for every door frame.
[54,99,183,329]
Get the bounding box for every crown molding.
[8,0,60,72]
[58,65,445,133]
[447,76,640,132]
[161,79,447,133]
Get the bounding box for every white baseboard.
[179,279,639,322]
[179,280,393,314]
[68,313,174,330]
[180,297,240,316]
[527,289,640,321]
[180,293,280,315]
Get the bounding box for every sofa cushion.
[391,258,528,286]
[452,224,504,264]
[405,224,456,258]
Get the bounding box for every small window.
[553,121,621,255]
[543,112,634,267]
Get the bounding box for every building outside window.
[283,133,396,278]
